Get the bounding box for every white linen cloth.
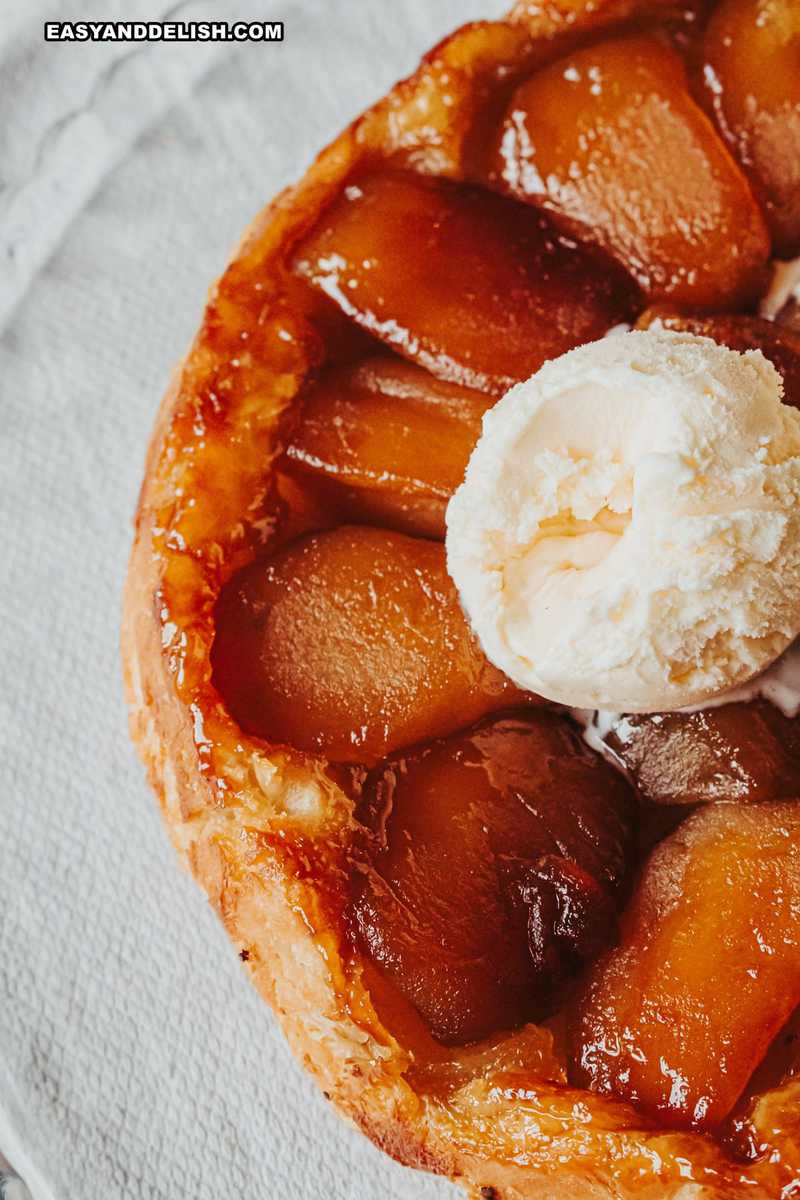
[0,0,505,1195]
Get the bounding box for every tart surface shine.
[122,2,800,1197]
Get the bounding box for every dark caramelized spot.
[637,308,800,409]
[494,32,770,308]
[291,171,638,396]
[700,0,800,257]
[211,526,524,765]
[524,856,618,997]
[601,702,800,805]
[285,356,492,539]
[349,711,635,1045]
[635,799,696,860]
[777,294,800,336]
[570,802,800,1131]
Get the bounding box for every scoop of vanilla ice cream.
[446,330,800,712]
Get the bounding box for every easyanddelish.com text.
[44,21,284,42]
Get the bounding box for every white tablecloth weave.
[0,2,506,1195]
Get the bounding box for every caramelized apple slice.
[700,0,800,257]
[570,802,800,1131]
[285,357,492,538]
[350,711,635,1044]
[291,172,638,395]
[637,307,800,409]
[212,526,524,764]
[600,702,800,805]
[494,33,770,308]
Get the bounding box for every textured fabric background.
[0,1,505,1196]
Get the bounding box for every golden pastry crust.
[122,3,800,1195]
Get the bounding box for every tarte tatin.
[122,1,800,1195]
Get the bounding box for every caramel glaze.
[348,712,635,1045]
[146,0,800,1184]
[571,804,800,1137]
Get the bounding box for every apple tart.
[122,1,800,1195]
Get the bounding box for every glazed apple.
[211,526,525,764]
[599,702,800,806]
[291,171,638,395]
[571,802,800,1130]
[285,356,492,539]
[493,33,769,307]
[700,0,800,257]
[350,711,635,1044]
